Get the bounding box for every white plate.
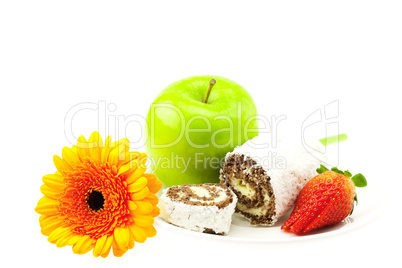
[155,178,387,243]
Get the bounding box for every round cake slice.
[220,134,327,226]
[159,183,237,235]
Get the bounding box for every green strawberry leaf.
[316,164,329,174]
[344,170,353,177]
[331,167,344,175]
[351,173,367,187]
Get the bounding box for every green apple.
[145,75,258,187]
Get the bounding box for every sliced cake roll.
[220,135,326,226]
[159,183,237,235]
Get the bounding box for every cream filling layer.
[233,179,256,197]
[235,188,271,216]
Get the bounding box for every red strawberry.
[281,165,367,234]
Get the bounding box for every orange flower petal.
[150,206,161,217]
[100,136,112,164]
[133,200,153,214]
[76,135,91,161]
[53,155,72,174]
[40,184,59,199]
[127,177,147,192]
[143,173,157,185]
[108,138,130,167]
[66,234,81,246]
[117,163,131,176]
[93,235,108,257]
[142,173,163,193]
[88,131,103,163]
[39,215,63,236]
[112,238,128,257]
[126,167,147,184]
[107,147,120,167]
[72,235,94,255]
[131,187,149,200]
[128,200,137,211]
[48,226,71,244]
[145,193,159,206]
[56,232,76,248]
[101,246,112,258]
[62,146,80,168]
[100,235,114,257]
[148,179,163,194]
[113,227,130,250]
[42,174,64,190]
[143,225,157,238]
[128,233,135,250]
[35,196,59,215]
[133,215,154,227]
[129,224,147,243]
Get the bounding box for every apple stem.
[203,79,216,103]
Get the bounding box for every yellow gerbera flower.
[35,131,162,257]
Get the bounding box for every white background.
[1,1,401,267]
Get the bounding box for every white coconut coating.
[159,184,237,235]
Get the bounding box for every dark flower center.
[86,190,105,211]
